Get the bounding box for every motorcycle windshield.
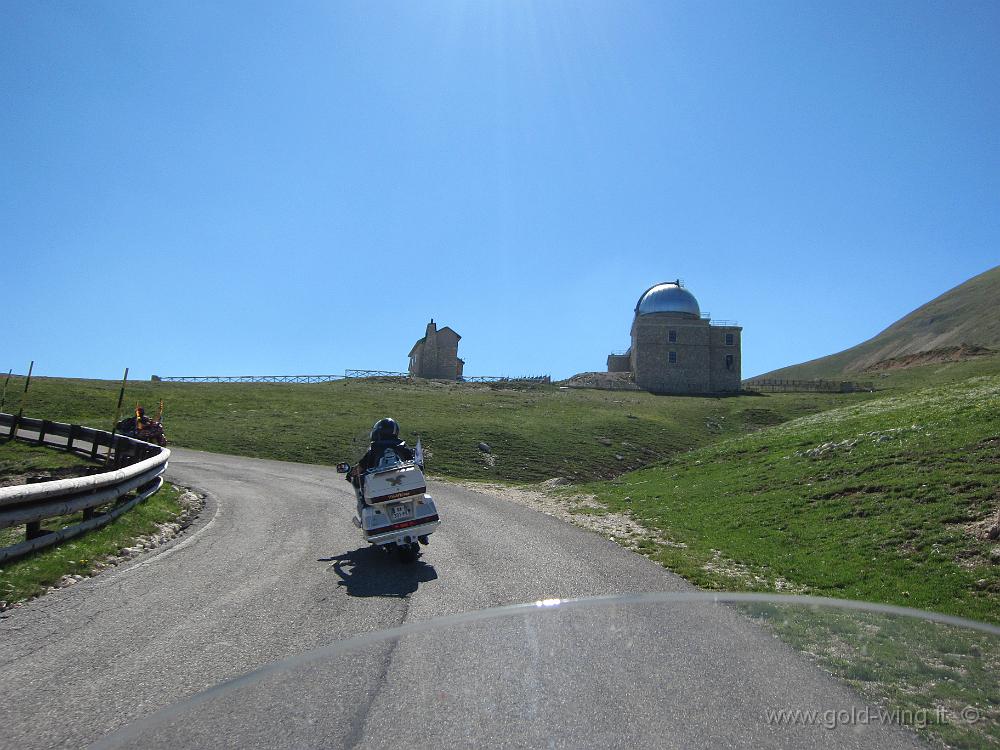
[92,593,998,750]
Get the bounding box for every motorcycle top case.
[363,464,427,505]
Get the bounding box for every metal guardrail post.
[38,419,51,445]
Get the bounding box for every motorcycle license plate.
[390,504,412,521]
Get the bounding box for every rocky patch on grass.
[797,438,860,459]
[967,506,1000,543]
[795,425,924,458]
[702,549,803,592]
[558,372,642,390]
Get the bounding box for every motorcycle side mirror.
[335,463,351,474]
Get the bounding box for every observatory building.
[607,280,742,394]
[409,319,464,380]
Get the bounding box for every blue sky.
[3,1,998,381]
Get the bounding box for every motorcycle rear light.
[367,514,440,535]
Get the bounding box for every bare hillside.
[758,265,1000,380]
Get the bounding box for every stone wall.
[631,316,712,393]
[708,325,741,392]
[624,314,742,394]
[607,353,631,373]
[431,330,461,378]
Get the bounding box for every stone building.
[409,320,464,380]
[607,280,741,394]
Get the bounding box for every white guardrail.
[0,413,170,564]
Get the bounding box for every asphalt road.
[1,449,923,749]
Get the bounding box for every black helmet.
[370,417,399,442]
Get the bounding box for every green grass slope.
[584,374,1000,623]
[759,264,1000,381]
[2,376,876,482]
[0,481,187,605]
[0,440,94,484]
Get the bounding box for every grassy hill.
[582,374,1000,624]
[1,376,876,482]
[0,440,93,486]
[759,264,1000,381]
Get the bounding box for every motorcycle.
[116,402,168,447]
[336,449,440,561]
[115,418,168,447]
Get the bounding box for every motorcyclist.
[347,418,415,519]
[362,418,413,470]
[117,406,151,434]
[347,418,415,486]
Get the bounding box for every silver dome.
[635,281,701,317]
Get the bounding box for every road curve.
[1,449,921,749]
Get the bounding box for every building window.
[668,351,677,364]
[725,333,734,346]
[725,354,734,371]
[668,329,677,343]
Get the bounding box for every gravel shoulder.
[445,477,672,554]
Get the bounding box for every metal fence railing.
[154,374,345,383]
[0,413,170,563]
[344,371,552,383]
[152,370,554,384]
[344,369,410,379]
[461,375,551,383]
